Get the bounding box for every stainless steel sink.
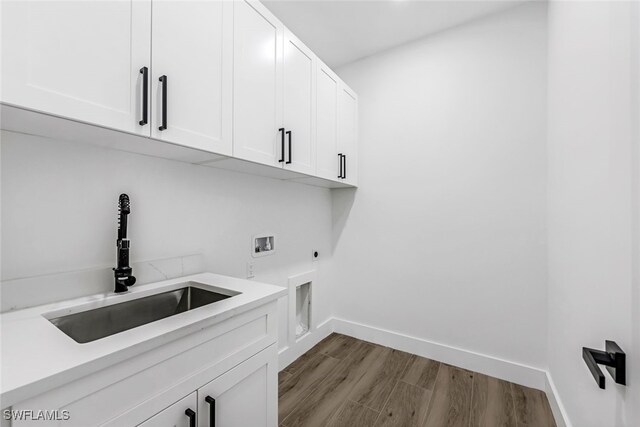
[48,286,236,343]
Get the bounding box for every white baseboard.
[332,317,547,390]
[545,372,571,427]
[278,317,333,371]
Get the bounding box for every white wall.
[334,2,548,370]
[546,2,639,426]
[0,130,335,354]
[4,4,638,425]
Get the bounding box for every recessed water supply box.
[295,282,311,339]
[287,271,315,345]
[252,234,275,258]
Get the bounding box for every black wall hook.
[582,340,626,389]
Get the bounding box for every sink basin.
[48,285,237,343]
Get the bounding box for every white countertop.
[0,273,286,408]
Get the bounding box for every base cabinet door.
[138,392,197,427]
[1,0,151,136]
[197,346,277,427]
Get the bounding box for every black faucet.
[114,193,136,293]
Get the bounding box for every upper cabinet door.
[315,62,340,181]
[1,0,151,136]
[338,84,358,186]
[151,0,232,155]
[233,0,284,166]
[282,30,316,175]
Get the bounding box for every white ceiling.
[263,0,528,68]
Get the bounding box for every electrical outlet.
[246,261,255,279]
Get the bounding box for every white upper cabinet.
[315,62,341,181]
[233,0,284,166]
[151,0,233,155]
[1,0,151,136]
[1,0,358,186]
[338,84,358,186]
[282,30,316,175]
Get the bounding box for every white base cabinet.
[9,301,279,427]
[139,346,277,427]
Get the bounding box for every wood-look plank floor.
[279,334,556,427]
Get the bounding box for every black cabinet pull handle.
[338,153,343,178]
[278,128,285,162]
[205,395,216,427]
[343,154,347,179]
[159,75,168,131]
[286,130,292,164]
[185,408,196,427]
[139,67,148,126]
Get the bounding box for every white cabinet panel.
[1,0,151,135]
[282,30,315,174]
[233,0,283,166]
[315,63,340,181]
[138,393,197,427]
[197,346,277,427]
[151,0,232,155]
[338,84,358,185]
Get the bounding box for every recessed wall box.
[295,282,311,339]
[287,270,316,346]
[252,234,275,258]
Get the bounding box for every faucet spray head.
[119,193,130,215]
[118,194,130,241]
